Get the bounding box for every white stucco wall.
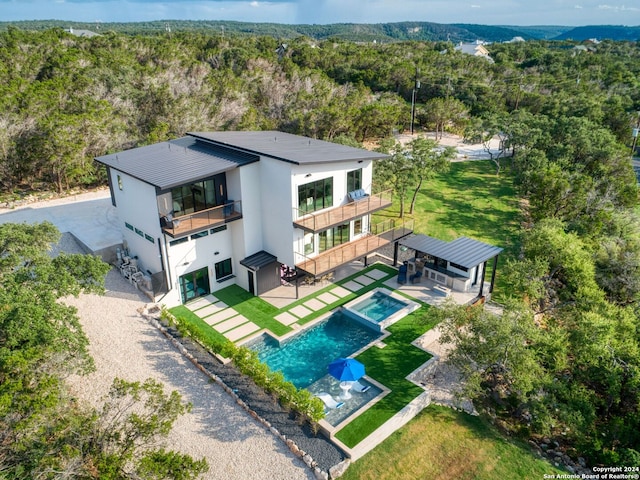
[109,168,162,274]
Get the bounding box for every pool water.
[348,290,407,323]
[249,310,381,389]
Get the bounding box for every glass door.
[179,267,210,303]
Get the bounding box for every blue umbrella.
[328,358,365,382]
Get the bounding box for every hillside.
[554,25,640,40]
[0,19,621,42]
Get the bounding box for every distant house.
[507,36,526,43]
[64,27,101,38]
[454,40,494,62]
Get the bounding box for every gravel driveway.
[64,265,314,480]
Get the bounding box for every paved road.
[0,189,121,253]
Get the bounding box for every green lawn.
[375,159,521,299]
[335,305,437,447]
[341,405,565,480]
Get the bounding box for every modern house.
[95,131,411,306]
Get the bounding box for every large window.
[347,168,362,193]
[298,177,333,215]
[171,173,226,217]
[215,258,233,280]
[319,223,349,253]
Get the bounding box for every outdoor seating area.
[347,189,369,202]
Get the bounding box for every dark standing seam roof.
[188,131,389,165]
[400,235,503,269]
[240,251,278,271]
[94,137,259,190]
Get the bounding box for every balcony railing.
[294,218,413,277]
[161,200,242,237]
[292,190,393,233]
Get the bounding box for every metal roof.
[189,131,388,165]
[400,235,503,269]
[240,250,278,271]
[95,136,258,190]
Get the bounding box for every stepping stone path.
[342,280,365,292]
[317,291,340,304]
[364,268,388,280]
[353,274,375,286]
[275,311,299,326]
[289,304,313,319]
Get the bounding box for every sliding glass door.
[179,267,210,303]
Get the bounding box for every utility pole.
[410,68,420,135]
[631,111,640,157]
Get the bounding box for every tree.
[0,222,207,479]
[406,136,456,214]
[420,97,469,139]
[435,300,547,412]
[374,138,416,218]
[464,113,509,175]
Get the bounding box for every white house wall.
[258,157,295,265]
[164,224,235,306]
[109,168,162,275]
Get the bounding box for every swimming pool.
[344,288,422,331]
[248,310,381,389]
[348,290,408,322]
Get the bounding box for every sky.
[1,0,639,27]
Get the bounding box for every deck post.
[393,241,399,266]
[478,260,487,298]
[489,256,498,293]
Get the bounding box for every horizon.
[1,1,639,27]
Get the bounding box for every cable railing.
[294,217,414,277]
[292,189,393,232]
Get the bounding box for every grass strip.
[340,404,565,480]
[335,307,437,447]
[168,305,230,349]
[213,285,292,336]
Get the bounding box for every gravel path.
[62,232,315,479]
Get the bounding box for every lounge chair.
[351,380,371,393]
[316,392,344,410]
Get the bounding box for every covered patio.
[396,235,503,301]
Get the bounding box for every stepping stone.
[354,275,375,286]
[206,308,239,326]
[275,311,299,326]
[214,315,249,333]
[289,305,313,318]
[196,301,226,318]
[225,322,261,342]
[185,295,216,310]
[331,286,352,298]
[365,268,388,280]
[317,291,340,305]
[303,298,326,311]
[342,280,364,292]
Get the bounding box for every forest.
[1,26,640,473]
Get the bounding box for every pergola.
[397,234,503,298]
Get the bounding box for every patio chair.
[316,392,344,410]
[397,264,408,285]
[410,269,423,284]
[350,380,371,393]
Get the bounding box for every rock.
[578,457,586,467]
[303,454,314,468]
[566,465,575,474]
[314,468,329,480]
[543,437,551,444]
[540,443,548,450]
[328,460,351,479]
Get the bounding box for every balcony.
[161,200,242,237]
[294,218,413,277]
[293,190,393,233]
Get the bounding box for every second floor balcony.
[294,217,414,277]
[161,200,242,237]
[293,190,393,233]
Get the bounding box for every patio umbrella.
[328,358,365,382]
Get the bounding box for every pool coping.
[342,287,422,331]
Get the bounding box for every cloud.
[574,4,583,9]
[470,4,480,8]
[597,4,640,12]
